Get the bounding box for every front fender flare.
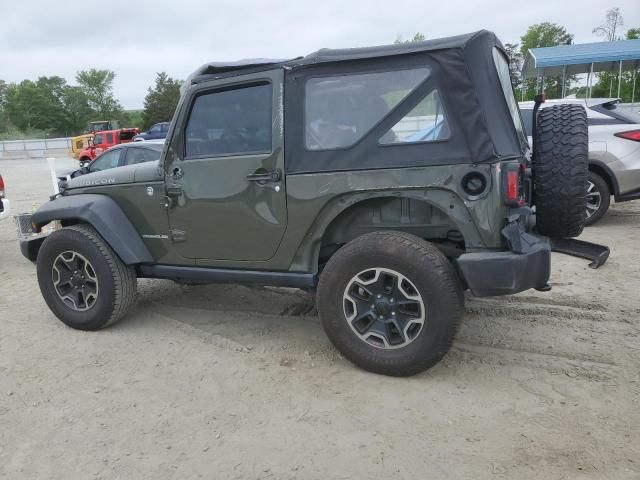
[31,194,153,265]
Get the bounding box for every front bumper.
[456,239,551,297]
[0,198,10,221]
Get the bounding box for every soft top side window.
[304,67,431,151]
[379,89,451,145]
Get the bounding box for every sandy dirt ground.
[0,156,639,480]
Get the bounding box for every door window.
[88,149,121,172]
[149,125,161,134]
[106,132,114,143]
[185,83,272,158]
[93,133,103,145]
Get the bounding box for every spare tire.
[533,104,588,238]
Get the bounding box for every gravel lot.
[1,156,639,479]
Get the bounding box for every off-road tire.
[533,104,588,238]
[584,171,610,226]
[37,224,137,331]
[316,231,464,376]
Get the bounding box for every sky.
[1,0,638,109]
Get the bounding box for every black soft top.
[291,31,484,66]
[185,31,528,173]
[188,31,488,77]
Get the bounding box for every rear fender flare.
[31,194,153,265]
[289,190,483,273]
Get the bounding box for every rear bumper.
[456,239,551,297]
[0,198,10,221]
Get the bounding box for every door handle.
[246,168,281,183]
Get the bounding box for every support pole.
[609,65,614,97]
[562,65,567,98]
[632,67,637,104]
[617,60,623,99]
[588,63,594,99]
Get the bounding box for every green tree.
[76,69,124,119]
[0,80,8,131]
[5,80,49,131]
[141,72,182,130]
[520,22,574,99]
[35,76,68,133]
[61,86,93,134]
[626,27,640,40]
[504,43,523,90]
[394,32,426,44]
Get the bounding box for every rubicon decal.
[81,178,116,186]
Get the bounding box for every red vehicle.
[77,128,140,164]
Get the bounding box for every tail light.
[503,162,526,206]
[0,175,4,198]
[614,130,640,142]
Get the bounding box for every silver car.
[519,98,640,225]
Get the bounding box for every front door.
[165,71,287,262]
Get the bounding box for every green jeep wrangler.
[21,31,608,376]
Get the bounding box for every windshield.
[492,47,527,146]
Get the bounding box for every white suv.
[519,98,640,225]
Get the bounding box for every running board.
[550,238,610,269]
[138,264,317,288]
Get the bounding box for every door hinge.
[166,184,183,197]
[170,229,186,243]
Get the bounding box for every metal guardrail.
[0,137,72,152]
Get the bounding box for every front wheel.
[316,231,464,376]
[584,172,610,226]
[36,224,137,330]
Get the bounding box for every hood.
[65,160,162,190]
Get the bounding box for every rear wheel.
[37,224,137,330]
[584,172,610,226]
[316,231,463,376]
[533,104,588,238]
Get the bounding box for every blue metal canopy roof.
[522,39,640,78]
